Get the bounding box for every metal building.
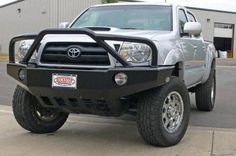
[0,0,101,53]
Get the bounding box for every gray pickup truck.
[7,3,216,147]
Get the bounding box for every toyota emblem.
[67,47,81,59]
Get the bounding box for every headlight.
[119,42,152,63]
[18,40,34,61]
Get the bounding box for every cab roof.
[92,2,182,8]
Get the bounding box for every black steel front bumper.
[7,63,174,99]
[7,28,174,115]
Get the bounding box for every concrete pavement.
[0,105,236,156]
[216,58,236,66]
[0,62,15,106]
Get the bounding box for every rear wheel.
[137,77,190,147]
[195,65,216,111]
[13,86,69,133]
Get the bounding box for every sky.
[0,0,16,6]
[0,0,236,12]
[142,0,236,12]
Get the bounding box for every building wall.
[189,8,236,58]
[0,0,101,53]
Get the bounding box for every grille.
[40,42,111,66]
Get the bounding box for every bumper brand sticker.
[52,74,77,89]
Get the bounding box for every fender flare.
[163,49,184,79]
[201,43,217,83]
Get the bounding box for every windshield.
[71,5,172,31]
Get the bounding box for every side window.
[187,12,196,22]
[178,9,188,34]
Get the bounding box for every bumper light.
[114,73,128,86]
[18,69,25,81]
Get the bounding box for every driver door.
[178,9,197,87]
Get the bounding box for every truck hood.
[41,29,173,44]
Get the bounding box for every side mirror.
[184,22,202,36]
[59,22,70,28]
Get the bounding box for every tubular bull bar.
[9,28,158,67]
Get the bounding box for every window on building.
[215,23,233,29]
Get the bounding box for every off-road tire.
[13,86,69,133]
[195,63,216,111]
[137,77,190,147]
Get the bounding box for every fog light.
[18,69,25,81]
[115,73,128,86]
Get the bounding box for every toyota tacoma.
[7,3,216,147]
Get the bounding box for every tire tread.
[12,86,68,133]
[137,77,190,147]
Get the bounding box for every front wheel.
[12,86,69,134]
[137,77,190,147]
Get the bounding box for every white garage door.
[214,23,233,38]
